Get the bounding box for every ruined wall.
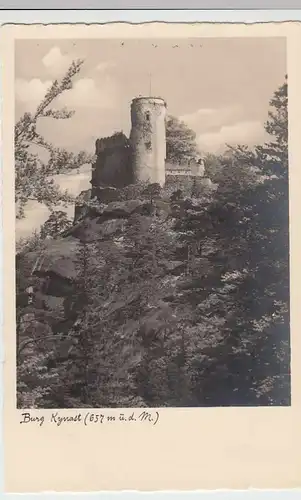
[90,99,167,194]
[165,159,205,177]
[91,132,134,194]
[130,97,167,187]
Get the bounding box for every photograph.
[15,36,290,409]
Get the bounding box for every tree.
[16,229,44,255]
[142,183,162,205]
[202,153,223,181]
[162,77,289,406]
[264,75,288,167]
[201,76,290,405]
[15,59,93,219]
[40,211,72,239]
[166,115,198,164]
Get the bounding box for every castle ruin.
[26,95,215,306]
[91,95,205,192]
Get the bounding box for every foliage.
[15,59,93,219]
[16,230,44,255]
[166,115,199,164]
[40,211,72,239]
[142,183,162,204]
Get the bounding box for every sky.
[15,37,286,238]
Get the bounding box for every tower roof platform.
[131,96,167,106]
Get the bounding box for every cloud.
[16,72,118,115]
[57,76,117,109]
[198,121,265,153]
[15,78,52,108]
[181,108,218,122]
[180,107,264,152]
[42,46,73,77]
[180,106,242,133]
[95,61,116,72]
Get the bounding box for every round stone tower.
[130,96,167,187]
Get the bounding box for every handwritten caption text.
[19,410,160,427]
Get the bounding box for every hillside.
[16,168,290,408]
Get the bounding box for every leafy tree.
[15,59,93,219]
[40,211,72,239]
[166,115,198,164]
[202,153,223,181]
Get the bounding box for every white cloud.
[181,108,217,122]
[198,121,265,153]
[180,106,264,153]
[16,73,117,114]
[15,78,52,108]
[42,46,73,77]
[57,76,117,109]
[180,106,240,131]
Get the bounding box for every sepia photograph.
[15,35,290,409]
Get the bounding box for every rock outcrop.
[65,218,127,243]
[31,237,81,282]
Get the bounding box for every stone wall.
[91,97,168,194]
[91,132,134,193]
[165,159,205,177]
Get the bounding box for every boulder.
[74,205,88,223]
[30,237,81,281]
[133,202,156,216]
[103,200,144,218]
[162,260,185,275]
[154,200,171,218]
[68,217,127,242]
[41,294,65,317]
[28,236,108,297]
[93,186,122,203]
